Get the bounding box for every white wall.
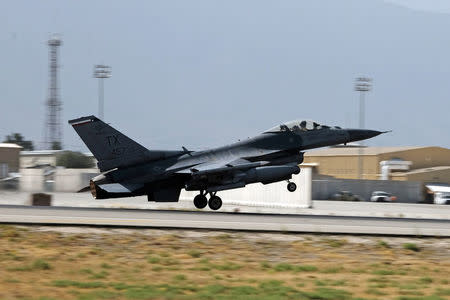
[180,166,313,208]
[19,168,98,192]
[54,169,98,192]
[19,169,44,192]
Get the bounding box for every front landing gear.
[287,182,297,192]
[193,193,208,209]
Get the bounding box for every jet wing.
[176,158,269,176]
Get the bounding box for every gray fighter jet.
[69,116,384,210]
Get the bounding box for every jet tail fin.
[69,116,182,171]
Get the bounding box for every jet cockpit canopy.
[264,119,330,133]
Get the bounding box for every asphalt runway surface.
[2,191,449,219]
[1,205,449,236]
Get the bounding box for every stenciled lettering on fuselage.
[107,134,120,146]
[106,134,125,156]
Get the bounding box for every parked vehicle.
[434,192,450,205]
[370,191,396,202]
[330,191,363,201]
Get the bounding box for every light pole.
[354,77,372,180]
[93,65,111,120]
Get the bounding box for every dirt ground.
[0,225,449,300]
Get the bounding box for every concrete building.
[20,150,96,168]
[304,146,450,183]
[0,143,22,178]
[391,166,450,185]
[20,150,62,168]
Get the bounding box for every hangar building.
[304,146,450,184]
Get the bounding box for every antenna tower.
[44,34,63,150]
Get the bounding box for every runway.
[1,205,449,236]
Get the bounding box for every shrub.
[187,250,201,258]
[147,256,160,264]
[56,151,94,168]
[377,240,390,248]
[173,274,186,281]
[403,243,420,252]
[32,259,52,270]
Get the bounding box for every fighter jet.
[69,116,384,210]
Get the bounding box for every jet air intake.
[244,165,300,185]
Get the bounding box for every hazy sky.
[1,0,449,151]
[386,0,450,13]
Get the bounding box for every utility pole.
[354,77,372,180]
[93,65,111,120]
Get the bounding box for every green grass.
[32,259,52,270]
[147,256,160,264]
[52,280,106,288]
[172,274,187,281]
[372,269,396,275]
[396,296,445,300]
[324,239,347,248]
[321,266,344,274]
[365,288,387,296]
[418,277,433,284]
[74,290,119,300]
[267,263,318,273]
[51,280,354,300]
[187,249,202,258]
[294,265,318,272]
[90,271,109,279]
[377,240,390,248]
[210,262,242,271]
[100,263,112,269]
[8,259,52,271]
[159,251,171,257]
[315,279,346,287]
[161,257,180,266]
[305,287,352,300]
[273,263,295,272]
[403,243,420,252]
[260,261,271,269]
[398,284,419,290]
[435,288,450,296]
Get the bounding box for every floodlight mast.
[44,34,63,150]
[354,77,372,180]
[93,65,111,120]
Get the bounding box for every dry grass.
[0,224,449,300]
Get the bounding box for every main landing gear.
[194,191,222,210]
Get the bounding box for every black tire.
[193,194,208,209]
[287,182,297,192]
[208,196,222,210]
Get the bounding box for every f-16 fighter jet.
[69,116,384,210]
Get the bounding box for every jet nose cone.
[346,129,383,142]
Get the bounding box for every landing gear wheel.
[287,182,297,192]
[193,194,208,209]
[208,195,222,210]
